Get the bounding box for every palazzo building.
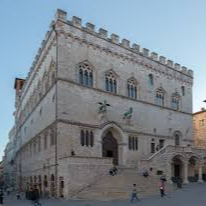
[12,9,206,198]
[194,108,206,149]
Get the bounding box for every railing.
[141,145,206,167]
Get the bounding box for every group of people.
[0,186,42,205]
[26,187,42,206]
[109,166,118,176]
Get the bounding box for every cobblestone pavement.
[3,183,206,206]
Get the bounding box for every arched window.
[38,136,41,152]
[80,130,94,147]
[79,69,83,84]
[148,74,154,89]
[156,87,165,106]
[90,131,94,147]
[135,138,138,150]
[50,127,55,146]
[171,92,180,110]
[85,130,89,146]
[51,72,56,85]
[173,131,181,146]
[51,174,55,182]
[114,80,117,93]
[44,131,48,149]
[89,72,93,87]
[127,78,137,99]
[181,86,185,96]
[84,70,89,85]
[132,137,135,150]
[105,70,117,93]
[105,77,109,91]
[78,62,93,87]
[128,136,132,150]
[128,136,138,151]
[175,134,180,146]
[81,130,84,146]
[44,175,48,187]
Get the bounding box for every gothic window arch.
[171,92,180,110]
[128,136,138,151]
[127,78,138,99]
[44,131,48,149]
[50,126,55,146]
[43,72,49,94]
[85,130,89,147]
[78,61,94,87]
[49,60,56,86]
[156,87,165,106]
[148,74,154,89]
[80,129,94,147]
[173,131,182,146]
[90,131,94,147]
[105,70,118,93]
[181,86,185,96]
[81,130,85,146]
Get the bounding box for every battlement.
[55,9,193,77]
[20,8,194,101]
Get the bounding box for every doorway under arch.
[172,155,184,179]
[102,131,118,165]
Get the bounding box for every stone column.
[198,164,203,183]
[183,162,189,184]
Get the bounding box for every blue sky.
[0,0,206,160]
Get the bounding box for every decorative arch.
[105,69,118,93]
[48,60,56,86]
[100,122,125,165]
[171,154,186,179]
[100,122,124,144]
[173,131,182,146]
[127,77,138,99]
[171,91,181,110]
[77,60,94,87]
[156,86,166,106]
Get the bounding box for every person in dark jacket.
[30,187,42,206]
[0,190,4,204]
[33,187,42,206]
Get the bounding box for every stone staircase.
[74,168,174,200]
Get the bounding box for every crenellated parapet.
[54,9,193,78]
[20,8,194,107]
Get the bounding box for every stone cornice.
[58,119,172,139]
[58,77,193,116]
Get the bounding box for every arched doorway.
[172,155,184,179]
[188,156,199,182]
[102,131,118,165]
[50,174,55,197]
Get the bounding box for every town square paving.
[3,183,206,206]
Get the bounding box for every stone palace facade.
[12,9,206,198]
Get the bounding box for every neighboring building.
[3,126,16,188]
[0,160,4,187]
[11,9,206,198]
[194,108,206,148]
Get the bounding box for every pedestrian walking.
[0,190,3,204]
[160,180,166,197]
[31,186,42,206]
[16,191,21,199]
[130,184,140,202]
[6,187,10,195]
